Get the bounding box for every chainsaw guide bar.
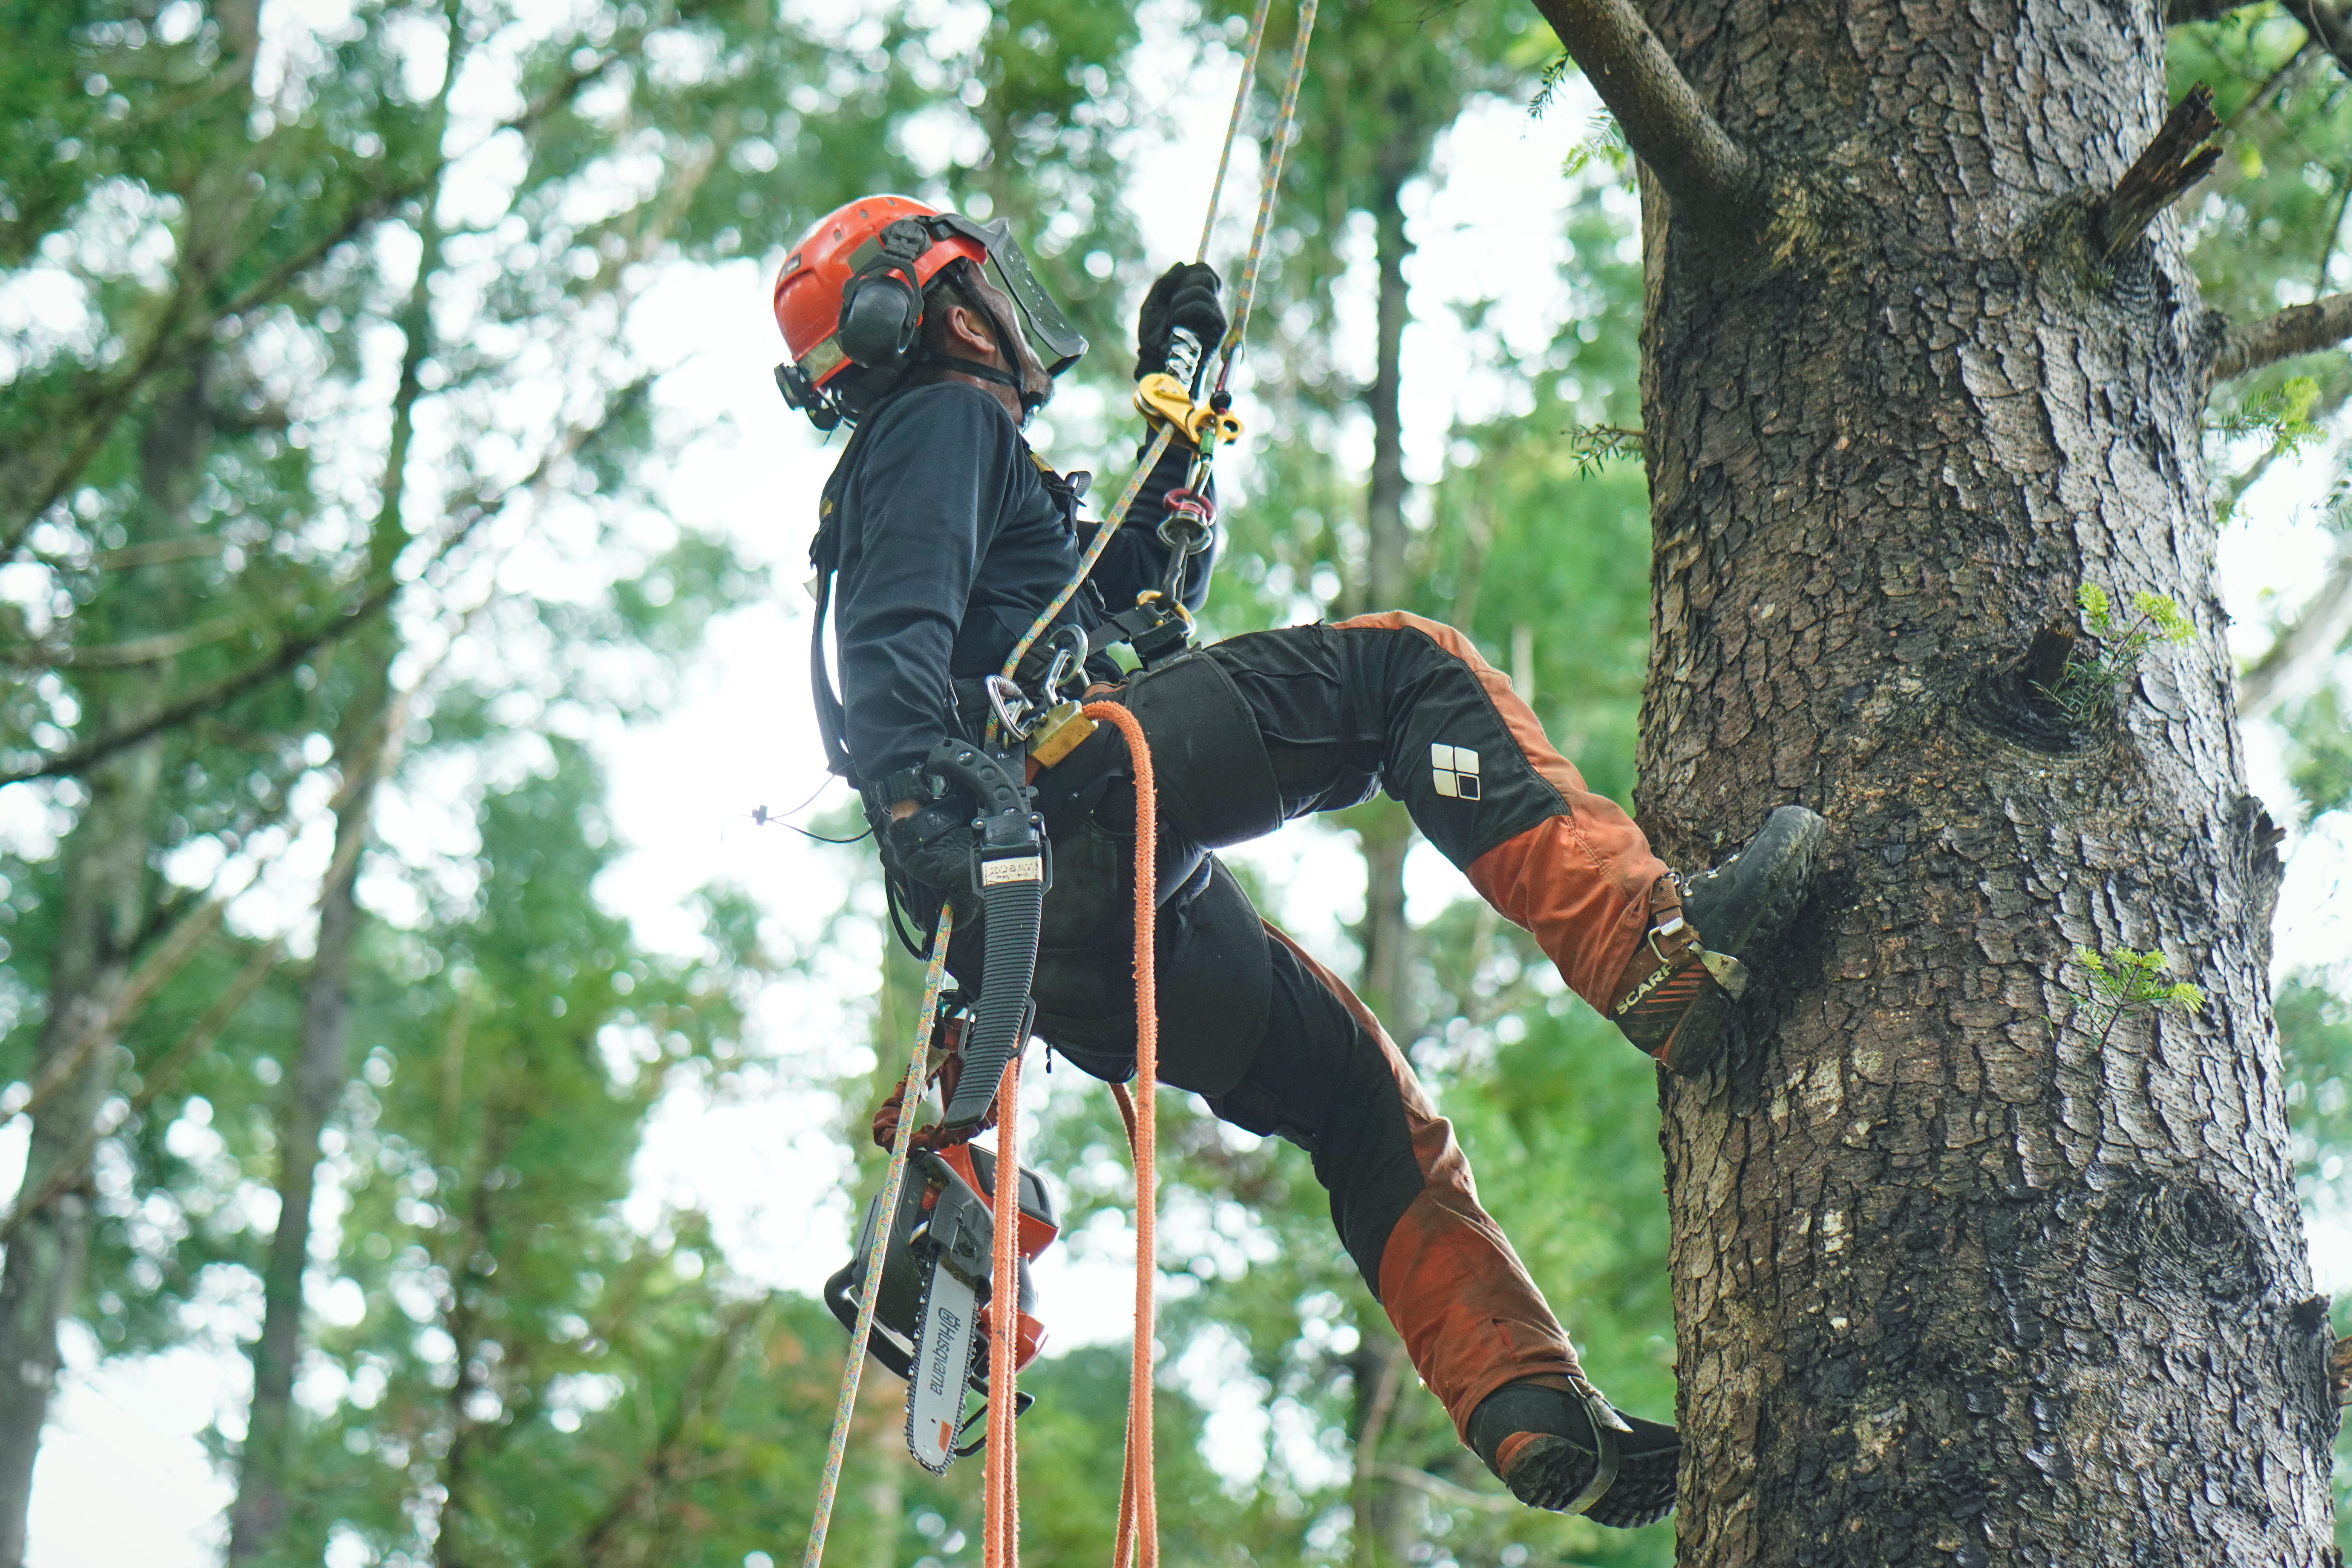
[824,1144,1060,1473]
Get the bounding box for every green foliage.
[223,744,780,1566]
[1563,422,1645,476]
[2208,374,2328,457]
[2066,946,2207,1051]
[1562,118,1632,178]
[2037,583,2197,724]
[27,4,2352,1565]
[2272,975,2352,1549]
[2285,687,2352,821]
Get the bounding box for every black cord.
[781,822,873,845]
[750,779,872,844]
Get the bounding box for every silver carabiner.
[985,674,1037,740]
[1038,625,1088,702]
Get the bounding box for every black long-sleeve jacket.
[809,382,1211,787]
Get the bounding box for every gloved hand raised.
[1134,260,1226,383]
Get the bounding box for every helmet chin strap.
[939,349,1052,420]
[935,272,1049,417]
[945,355,1023,392]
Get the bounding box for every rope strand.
[1195,0,1277,265]
[984,1052,1025,1568]
[1216,0,1320,395]
[802,908,952,1568]
[1087,703,1160,1568]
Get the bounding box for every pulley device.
[800,3,1322,1565]
[823,1141,1057,1473]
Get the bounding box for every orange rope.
[984,1052,1023,1568]
[978,705,1158,1568]
[1086,703,1159,1568]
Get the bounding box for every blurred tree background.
[0,2,2348,1565]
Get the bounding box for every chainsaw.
[824,1141,1059,1473]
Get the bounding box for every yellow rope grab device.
[802,5,1321,1567]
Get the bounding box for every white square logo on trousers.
[1431,743,1481,800]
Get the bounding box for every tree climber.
[774,194,1828,1528]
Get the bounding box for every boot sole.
[1662,805,1828,1077]
[1503,1431,1679,1528]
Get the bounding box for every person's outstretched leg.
[1204,924,1677,1527]
[1196,612,1824,1074]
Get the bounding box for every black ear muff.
[838,271,922,369]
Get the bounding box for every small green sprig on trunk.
[1562,423,1644,476]
[2037,583,2195,724]
[2070,945,2207,1053]
[2207,374,2324,461]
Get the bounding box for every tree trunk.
[1626,3,2336,1561]
[0,355,216,1562]
[1355,103,1421,1041]
[224,753,383,1560]
[1348,1328,1412,1568]
[227,178,438,1560]
[0,726,162,1568]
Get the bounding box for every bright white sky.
[9,8,2352,1565]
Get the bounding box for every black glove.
[1134,261,1226,382]
[879,799,977,903]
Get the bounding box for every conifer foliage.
[3,2,2351,1566]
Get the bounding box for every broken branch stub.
[2099,83,2223,263]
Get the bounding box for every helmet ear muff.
[837,270,922,369]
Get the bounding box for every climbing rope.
[984,1051,1025,1567]
[801,907,952,1568]
[998,0,1315,685]
[1214,0,1317,398]
[1087,704,1160,1568]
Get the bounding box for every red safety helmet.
[773,194,1087,430]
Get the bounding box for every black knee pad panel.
[1031,856,1271,1098]
[1124,654,1284,848]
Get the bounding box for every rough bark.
[1618,2,2335,1561]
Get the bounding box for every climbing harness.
[801,3,1320,1565]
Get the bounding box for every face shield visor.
[933,214,1089,377]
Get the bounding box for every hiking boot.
[1610,804,1828,1076]
[1466,1377,1678,1528]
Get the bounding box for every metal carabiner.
[1037,625,1089,703]
[984,674,1037,740]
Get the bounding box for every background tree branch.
[0,44,631,564]
[2282,0,2352,81]
[0,377,649,786]
[0,936,282,1245]
[2210,291,2352,382]
[1525,0,1758,230]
